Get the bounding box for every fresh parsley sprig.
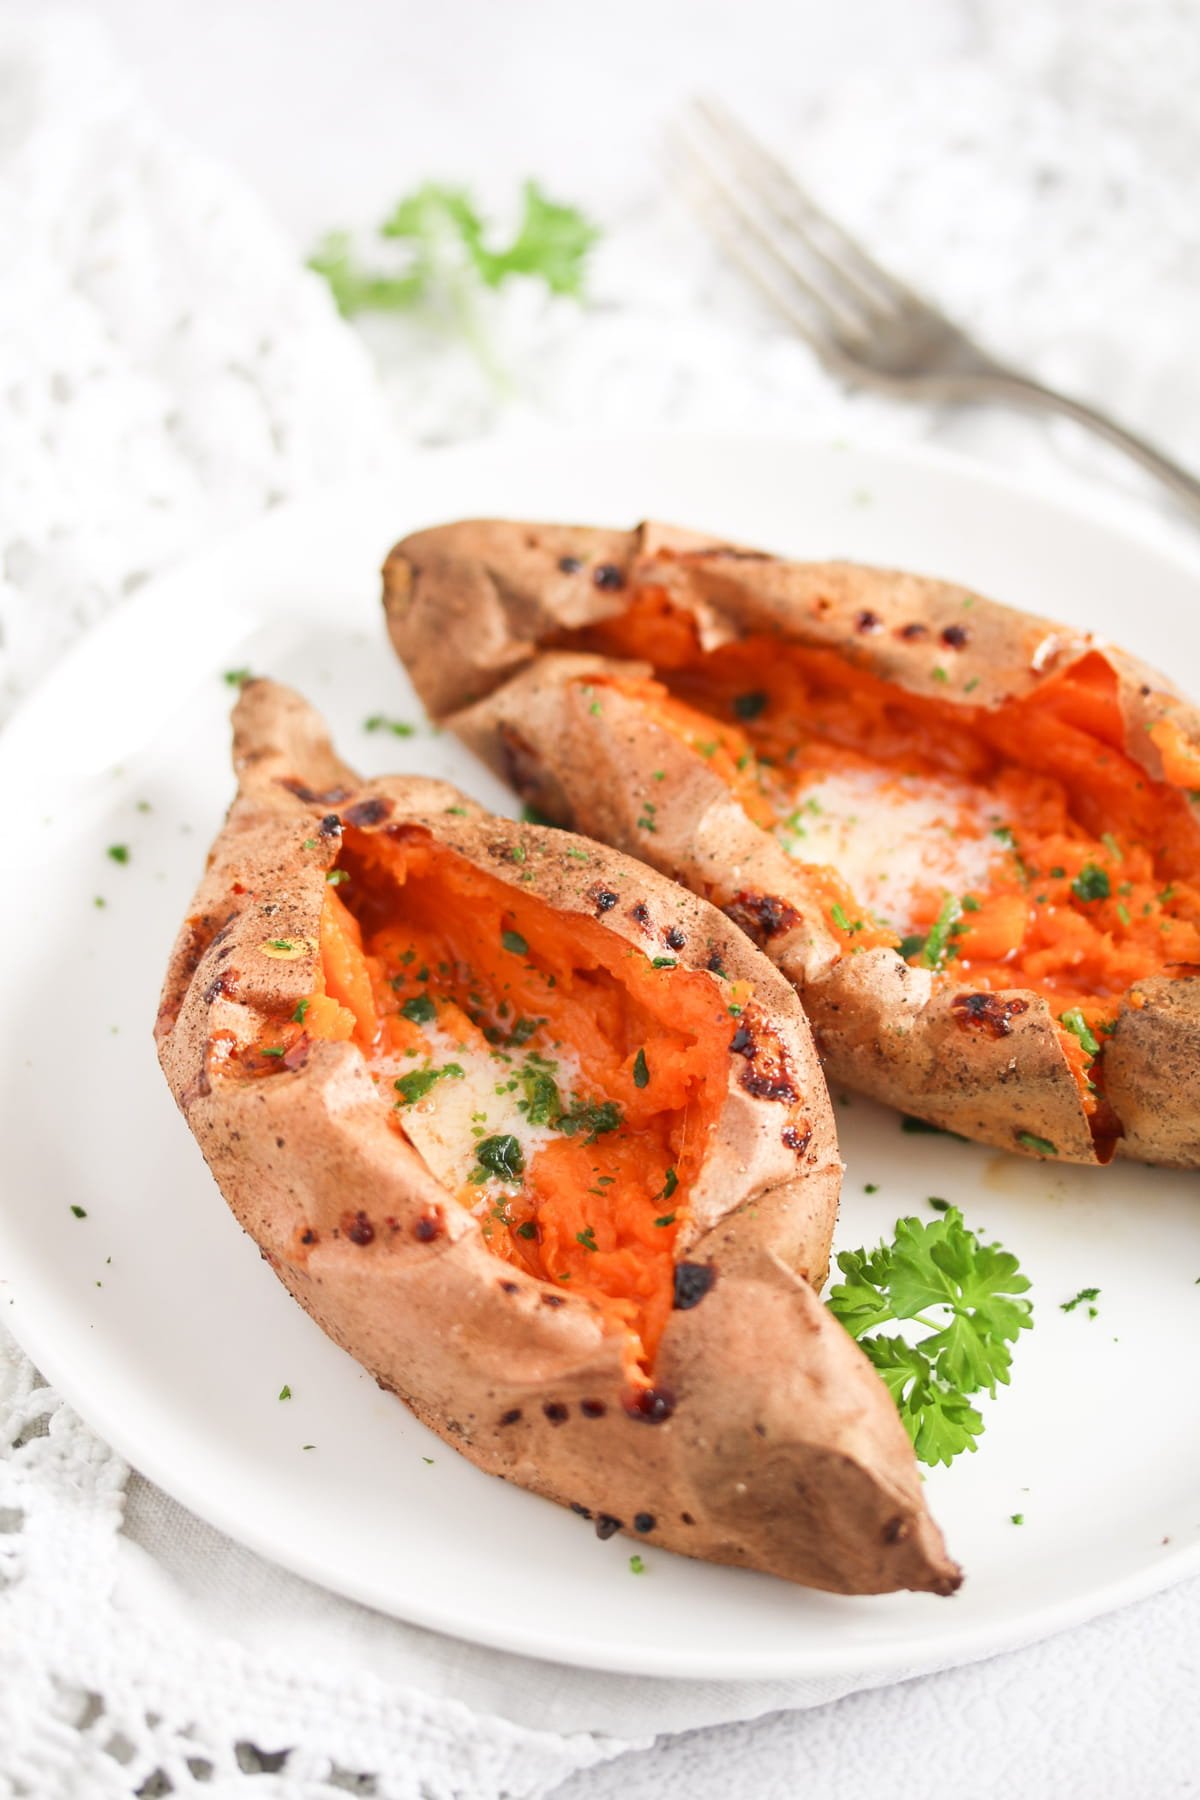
[308,180,599,326]
[828,1207,1032,1467]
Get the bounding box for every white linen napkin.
[2,6,1198,1798]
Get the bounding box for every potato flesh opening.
[575,595,1200,1095]
[302,827,736,1376]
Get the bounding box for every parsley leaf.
[473,1134,525,1184]
[394,1063,464,1105]
[309,180,598,323]
[1072,864,1111,903]
[920,895,962,969]
[828,1207,1032,1466]
[557,1099,622,1144]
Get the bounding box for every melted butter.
[773,767,1006,933]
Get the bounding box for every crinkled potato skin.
[155,680,960,1598]
[383,520,1200,1169]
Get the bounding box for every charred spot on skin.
[626,1387,675,1424]
[594,1513,623,1538]
[413,1213,443,1242]
[706,949,727,976]
[882,1515,911,1544]
[854,609,883,634]
[629,901,653,932]
[673,1263,716,1310]
[580,1398,607,1418]
[941,623,970,649]
[743,1065,798,1103]
[498,1279,519,1295]
[341,797,392,829]
[570,1501,593,1518]
[318,811,343,837]
[592,886,619,914]
[345,1211,375,1247]
[950,992,1031,1038]
[592,563,624,591]
[897,622,928,641]
[203,969,237,1004]
[782,1124,812,1155]
[282,1036,310,1071]
[542,1293,566,1308]
[299,1228,317,1246]
[634,1512,655,1534]
[543,1402,569,1425]
[665,927,687,950]
[680,1511,695,1525]
[499,1408,522,1426]
[279,781,351,808]
[723,890,801,946]
[730,1023,755,1057]
[558,555,583,574]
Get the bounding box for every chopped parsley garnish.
[732,691,768,720]
[364,714,416,736]
[961,895,981,913]
[558,1099,623,1144]
[632,1048,650,1089]
[920,895,962,969]
[395,1063,464,1104]
[651,956,677,969]
[1116,902,1132,926]
[1016,1130,1058,1157]
[261,1047,286,1058]
[1060,1009,1100,1057]
[654,1213,677,1228]
[830,902,864,934]
[292,1000,310,1024]
[326,869,350,885]
[928,1197,950,1212]
[636,802,658,833]
[223,668,252,686]
[473,1134,525,1183]
[400,994,436,1025]
[278,1384,292,1400]
[507,1015,545,1048]
[898,933,926,961]
[501,928,529,957]
[106,844,130,864]
[515,1220,538,1239]
[828,1206,1032,1466]
[629,1553,646,1574]
[521,803,554,826]
[1072,864,1111,903]
[1011,1513,1024,1525]
[1101,832,1121,860]
[657,1168,678,1202]
[509,844,527,864]
[931,665,949,684]
[576,1226,598,1252]
[992,825,1016,846]
[70,1205,87,1219]
[565,847,590,861]
[1061,1286,1100,1315]
[303,838,318,850]
[520,1067,561,1126]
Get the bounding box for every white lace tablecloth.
[2,4,1199,1796]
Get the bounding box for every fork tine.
[688,95,923,317]
[671,115,871,348]
[666,133,860,374]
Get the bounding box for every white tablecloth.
[2,3,1198,1794]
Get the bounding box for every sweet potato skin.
[384,519,1200,1169]
[156,680,960,1597]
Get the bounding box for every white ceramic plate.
[2,432,1199,1681]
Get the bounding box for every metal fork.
[675,97,1200,518]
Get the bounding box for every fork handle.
[986,372,1200,518]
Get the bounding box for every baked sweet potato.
[384,519,1200,1168]
[155,679,960,1596]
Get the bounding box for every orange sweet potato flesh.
[384,519,1200,1168]
[156,679,961,1596]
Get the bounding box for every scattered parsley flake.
[1017,1131,1058,1156]
[576,1226,598,1252]
[629,1553,646,1574]
[401,994,436,1025]
[1011,1513,1024,1525]
[931,665,949,684]
[395,1063,464,1104]
[732,691,767,720]
[516,1220,538,1240]
[928,1197,950,1212]
[279,1384,292,1401]
[364,713,416,736]
[70,1205,87,1219]
[474,1134,525,1183]
[632,1048,650,1088]
[651,956,677,968]
[654,1213,677,1228]
[921,895,963,969]
[326,869,350,885]
[292,1000,310,1024]
[501,928,529,957]
[1061,1286,1100,1314]
[864,1183,879,1195]
[302,838,318,850]
[1072,864,1111,903]
[223,668,252,687]
[106,844,130,864]
[1060,1009,1099,1056]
